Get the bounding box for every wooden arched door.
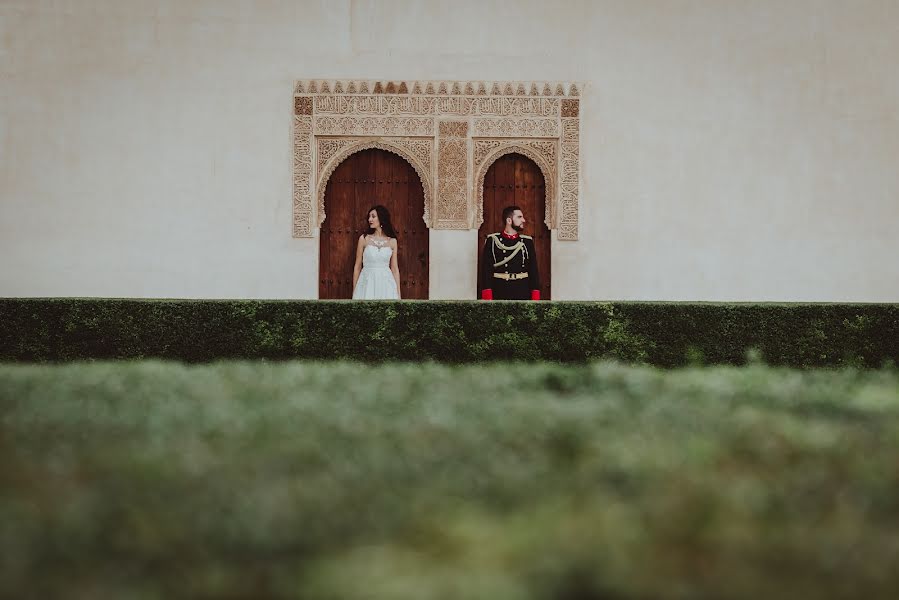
[319,148,429,299]
[477,153,551,299]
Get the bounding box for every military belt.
[493,272,529,281]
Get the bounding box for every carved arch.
[316,139,433,228]
[473,143,556,229]
[295,80,582,239]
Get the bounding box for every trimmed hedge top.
[1,298,897,367]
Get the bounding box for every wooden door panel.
[320,149,429,299]
[477,153,551,300]
[319,156,355,299]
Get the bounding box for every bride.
[352,205,401,300]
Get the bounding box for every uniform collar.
[500,231,519,240]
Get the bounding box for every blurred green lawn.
[2,361,899,599]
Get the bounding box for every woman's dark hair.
[365,205,398,238]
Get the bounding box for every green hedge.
[4,361,899,598]
[1,298,897,366]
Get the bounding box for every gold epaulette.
[520,234,533,240]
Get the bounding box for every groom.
[480,206,541,301]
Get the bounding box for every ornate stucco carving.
[294,96,313,115]
[315,138,434,228]
[436,120,469,228]
[473,118,559,138]
[296,80,581,96]
[559,100,580,240]
[293,81,582,239]
[316,138,361,172]
[313,116,434,137]
[438,120,469,138]
[292,116,313,237]
[561,99,580,118]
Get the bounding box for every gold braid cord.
[490,235,529,268]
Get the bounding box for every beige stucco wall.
[2,0,897,300]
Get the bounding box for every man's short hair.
[502,205,521,224]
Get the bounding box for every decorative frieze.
[313,116,434,137]
[473,118,559,138]
[296,80,581,97]
[293,80,583,239]
[312,95,560,118]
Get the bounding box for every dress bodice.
[362,243,393,269]
[354,237,398,300]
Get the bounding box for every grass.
[2,360,899,599]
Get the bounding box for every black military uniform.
[480,231,541,300]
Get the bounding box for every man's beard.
[512,223,525,232]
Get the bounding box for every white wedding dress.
[353,240,399,300]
